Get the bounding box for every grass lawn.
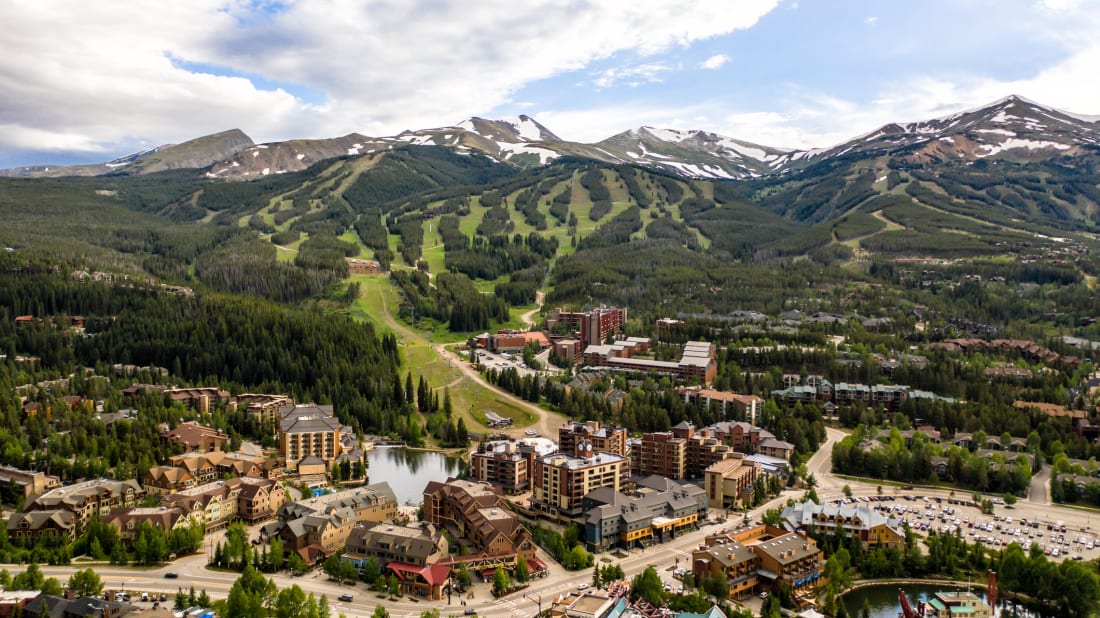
[347,274,540,434]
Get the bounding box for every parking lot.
[475,348,552,378]
[832,493,1099,561]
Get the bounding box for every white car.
[525,430,538,436]
[577,584,589,591]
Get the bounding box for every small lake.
[843,584,1051,618]
[366,446,466,506]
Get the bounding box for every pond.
[842,584,1051,618]
[366,446,466,506]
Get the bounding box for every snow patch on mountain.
[979,138,1071,157]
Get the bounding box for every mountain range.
[4,95,1097,183]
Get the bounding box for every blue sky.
[1,0,1097,167]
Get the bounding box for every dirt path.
[519,290,545,329]
[373,288,564,438]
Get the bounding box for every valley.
[2,95,1100,618]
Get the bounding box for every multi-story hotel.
[422,478,535,569]
[692,524,823,601]
[545,306,628,346]
[279,404,346,470]
[704,456,758,510]
[630,431,688,480]
[581,475,707,550]
[558,420,628,458]
[779,502,905,550]
[531,446,628,518]
[6,478,144,540]
[470,440,538,494]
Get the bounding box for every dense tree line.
[390,269,509,332]
[195,236,340,302]
[0,274,414,440]
[438,215,556,281]
[293,234,356,276]
[831,425,1032,494]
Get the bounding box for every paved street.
[13,426,1100,617]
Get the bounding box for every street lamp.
[525,592,543,617]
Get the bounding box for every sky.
[1,0,1098,168]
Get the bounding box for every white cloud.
[0,0,779,159]
[864,16,878,25]
[1041,0,1081,11]
[700,54,731,70]
[593,63,672,88]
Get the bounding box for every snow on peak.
[642,126,690,143]
[503,116,544,141]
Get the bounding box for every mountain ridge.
[3,95,1099,182]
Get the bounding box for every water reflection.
[367,446,465,505]
[843,584,1052,618]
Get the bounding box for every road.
[19,423,1100,617]
[1029,460,1051,504]
[372,286,566,438]
[31,488,807,618]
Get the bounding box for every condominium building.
[692,524,823,601]
[263,483,398,560]
[631,421,745,481]
[6,478,144,541]
[779,502,905,550]
[630,431,687,480]
[558,421,628,458]
[679,387,764,424]
[0,465,61,499]
[581,475,707,550]
[343,521,449,568]
[161,477,284,529]
[422,478,535,566]
[704,456,758,510]
[279,404,347,470]
[532,447,628,518]
[105,506,198,543]
[470,440,538,494]
[582,340,717,385]
[545,306,627,346]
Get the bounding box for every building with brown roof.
[692,524,823,602]
[163,387,231,413]
[679,387,764,424]
[344,521,449,568]
[279,404,347,470]
[161,477,283,530]
[235,394,295,426]
[161,421,229,453]
[422,478,535,570]
[582,340,717,384]
[105,506,198,543]
[262,484,399,559]
[559,421,627,458]
[545,306,628,346]
[143,466,196,496]
[471,440,538,494]
[532,449,629,518]
[0,465,61,500]
[757,438,795,461]
[7,478,144,541]
[704,456,758,510]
